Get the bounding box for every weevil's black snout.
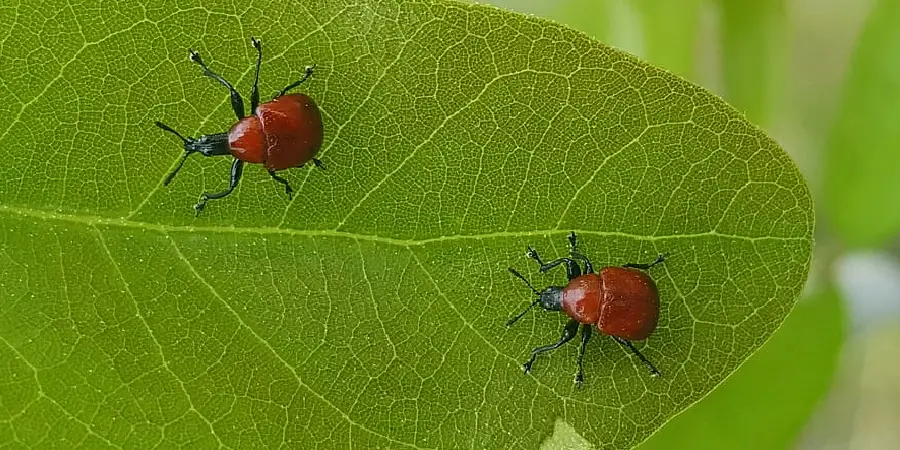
[155,121,232,185]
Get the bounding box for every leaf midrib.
[0,204,805,244]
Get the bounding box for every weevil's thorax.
[561,273,603,325]
[228,116,267,164]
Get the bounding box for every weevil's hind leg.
[612,336,660,376]
[267,169,294,199]
[298,158,325,170]
[194,159,244,215]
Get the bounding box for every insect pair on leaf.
[156,39,669,388]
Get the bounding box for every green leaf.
[635,287,845,450]
[0,0,812,448]
[823,0,900,248]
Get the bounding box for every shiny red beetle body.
[561,267,659,340]
[228,93,324,170]
[155,36,324,215]
[506,232,667,387]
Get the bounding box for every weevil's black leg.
[189,49,246,119]
[612,336,660,377]
[526,246,582,280]
[568,231,578,253]
[267,169,294,199]
[575,324,593,388]
[299,158,325,170]
[523,319,579,375]
[276,65,316,98]
[574,254,595,274]
[194,159,244,216]
[249,37,263,114]
[623,253,668,270]
[567,231,595,274]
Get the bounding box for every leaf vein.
[167,234,425,449]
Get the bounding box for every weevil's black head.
[538,286,562,311]
[506,267,564,326]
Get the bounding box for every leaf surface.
[635,288,844,450]
[0,0,812,448]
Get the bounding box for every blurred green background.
[480,0,900,448]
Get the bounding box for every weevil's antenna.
[155,121,196,185]
[506,267,541,326]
